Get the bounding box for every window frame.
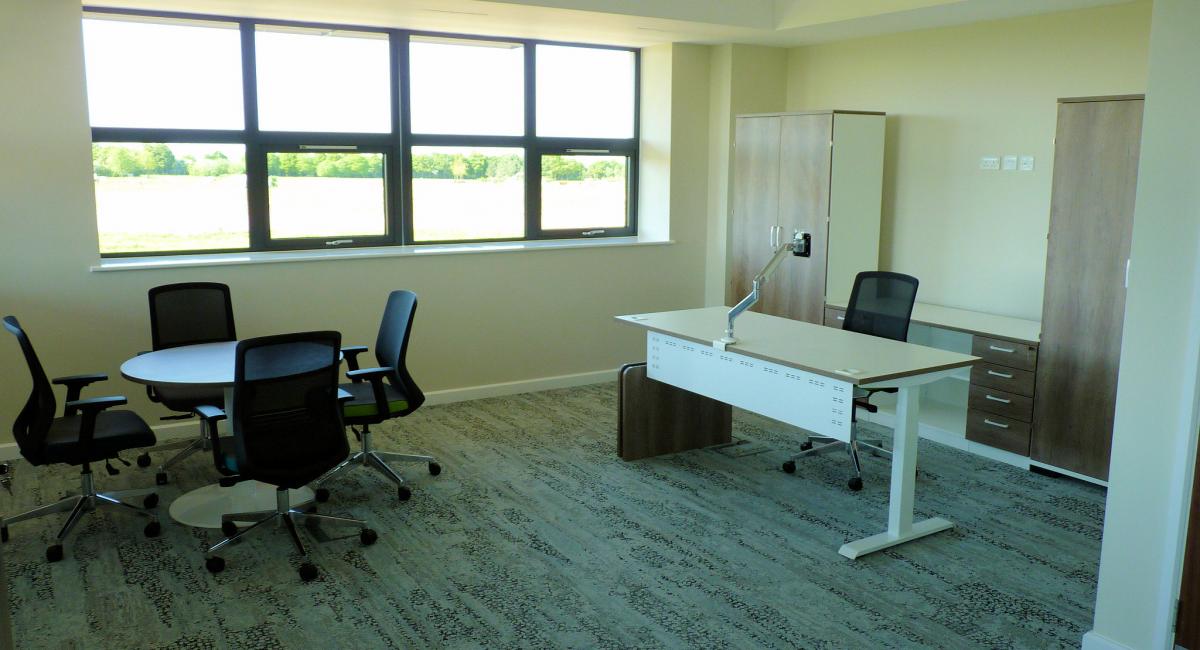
[83,7,640,258]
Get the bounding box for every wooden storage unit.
[1030,95,1144,482]
[728,111,885,324]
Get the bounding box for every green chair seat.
[340,381,409,419]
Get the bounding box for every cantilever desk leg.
[838,384,954,559]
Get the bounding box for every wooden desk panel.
[617,363,731,461]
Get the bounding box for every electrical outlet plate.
[980,156,1000,170]
[1019,155,1035,171]
[1002,155,1018,171]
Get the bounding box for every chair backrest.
[148,282,236,351]
[842,272,920,342]
[2,316,55,465]
[230,331,348,489]
[373,290,426,414]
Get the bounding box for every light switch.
[1019,155,1035,171]
[980,156,1000,171]
[1002,155,1018,171]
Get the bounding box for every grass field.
[95,175,627,253]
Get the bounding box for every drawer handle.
[987,370,1013,379]
[985,394,1012,404]
[984,418,1010,429]
[988,345,1016,354]
[836,316,845,321]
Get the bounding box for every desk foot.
[169,481,315,529]
[838,517,954,559]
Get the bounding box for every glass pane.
[409,37,524,136]
[536,46,635,139]
[410,147,525,241]
[540,155,627,230]
[93,143,248,253]
[256,28,390,133]
[83,17,243,129]
[267,152,387,239]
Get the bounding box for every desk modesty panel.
[616,307,977,386]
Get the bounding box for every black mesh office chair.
[313,290,441,503]
[2,316,161,562]
[194,331,377,582]
[782,272,919,491]
[135,282,236,486]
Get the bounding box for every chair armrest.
[194,405,226,422]
[54,373,108,414]
[65,395,128,453]
[345,367,394,418]
[342,345,369,374]
[337,388,354,403]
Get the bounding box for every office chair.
[2,316,161,562]
[313,290,441,502]
[782,271,919,491]
[135,282,236,486]
[194,331,377,582]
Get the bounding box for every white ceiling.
[87,0,1138,47]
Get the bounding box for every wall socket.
[980,156,1000,170]
[1019,155,1035,171]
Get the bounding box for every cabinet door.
[727,116,781,309]
[770,113,832,324]
[1031,98,1143,481]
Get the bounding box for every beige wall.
[785,1,1151,320]
[0,1,712,445]
[1087,1,1200,647]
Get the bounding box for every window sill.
[89,236,674,272]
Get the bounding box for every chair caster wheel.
[314,488,330,503]
[782,460,796,474]
[298,562,318,582]
[397,485,412,501]
[136,453,152,468]
[206,556,225,574]
[428,462,442,476]
[144,521,161,538]
[360,528,378,546]
[800,441,813,451]
[220,520,238,538]
[1,526,8,543]
[46,544,64,563]
[143,494,159,509]
[155,472,168,486]
[848,477,864,491]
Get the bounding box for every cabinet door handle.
[983,418,1010,429]
[987,370,1013,379]
[988,345,1015,354]
[836,315,845,321]
[985,394,1012,404]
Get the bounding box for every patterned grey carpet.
[0,383,1104,649]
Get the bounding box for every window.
[83,8,639,257]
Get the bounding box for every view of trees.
[93,145,625,183]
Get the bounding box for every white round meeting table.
[120,341,315,529]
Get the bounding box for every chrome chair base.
[205,487,375,581]
[145,421,212,485]
[0,469,160,560]
[314,428,440,501]
[784,426,892,491]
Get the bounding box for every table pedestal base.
[838,517,954,559]
[168,481,315,529]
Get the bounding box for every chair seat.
[340,381,409,420]
[44,410,156,465]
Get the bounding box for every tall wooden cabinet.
[728,111,886,324]
[1031,95,1144,481]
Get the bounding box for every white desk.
[617,307,979,559]
[121,342,315,528]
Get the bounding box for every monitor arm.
[716,227,811,351]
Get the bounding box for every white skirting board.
[1080,630,1137,650]
[0,368,618,462]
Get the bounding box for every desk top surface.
[121,341,239,387]
[616,307,979,385]
[827,300,1041,344]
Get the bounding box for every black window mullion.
[240,22,268,251]
[398,31,415,246]
[524,41,541,240]
[390,30,406,246]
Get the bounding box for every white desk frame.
[120,342,315,529]
[622,309,977,559]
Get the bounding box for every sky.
[81,16,635,139]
